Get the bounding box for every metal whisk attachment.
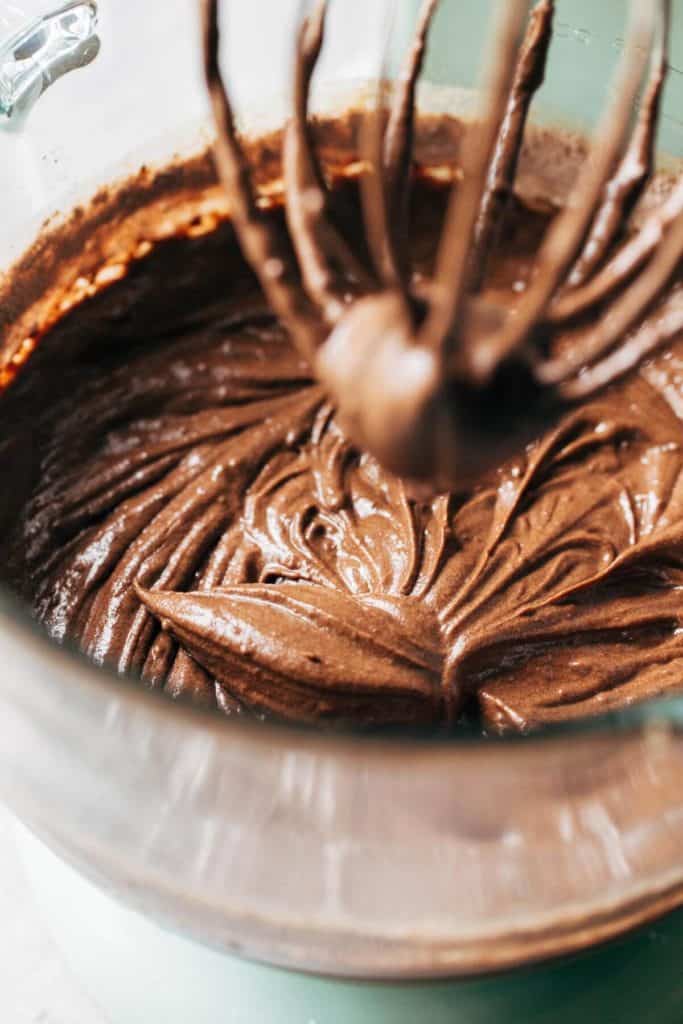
[201,0,677,489]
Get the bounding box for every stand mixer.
[3,2,683,1022]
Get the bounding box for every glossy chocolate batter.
[2,115,683,735]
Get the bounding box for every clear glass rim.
[5,581,683,981]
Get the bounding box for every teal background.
[422,0,683,156]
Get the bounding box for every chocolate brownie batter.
[2,110,683,735]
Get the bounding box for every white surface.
[0,807,107,1024]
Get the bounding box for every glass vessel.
[2,1,683,1021]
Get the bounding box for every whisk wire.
[418,0,531,363]
[472,0,658,384]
